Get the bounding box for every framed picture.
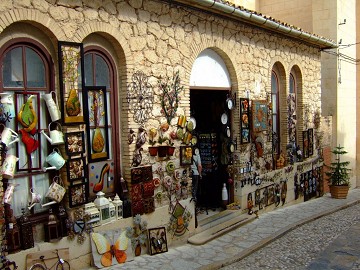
[240,98,250,144]
[148,227,168,256]
[69,182,88,208]
[180,146,192,166]
[251,100,268,132]
[308,128,313,156]
[303,130,309,158]
[65,131,85,157]
[58,41,85,124]
[66,157,86,182]
[84,86,109,162]
[15,92,41,171]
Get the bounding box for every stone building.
[0,0,339,268]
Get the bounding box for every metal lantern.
[44,209,60,242]
[84,202,100,227]
[108,197,116,222]
[6,220,21,252]
[112,194,123,219]
[18,208,34,250]
[94,191,110,224]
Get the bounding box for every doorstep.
[188,210,257,245]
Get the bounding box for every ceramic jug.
[43,148,65,171]
[40,122,64,145]
[0,124,19,147]
[43,91,61,122]
[1,154,19,179]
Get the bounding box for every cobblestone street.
[221,203,360,270]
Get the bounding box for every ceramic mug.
[1,154,19,179]
[44,148,65,171]
[0,124,19,147]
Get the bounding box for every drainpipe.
[174,0,337,49]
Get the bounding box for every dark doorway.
[190,89,231,209]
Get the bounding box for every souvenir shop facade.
[0,0,336,269]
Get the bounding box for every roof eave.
[167,0,337,50]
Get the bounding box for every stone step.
[189,211,257,245]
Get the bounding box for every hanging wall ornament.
[127,71,153,125]
[17,95,38,135]
[159,70,184,124]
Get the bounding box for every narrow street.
[221,203,360,270]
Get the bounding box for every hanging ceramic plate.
[187,120,194,132]
[191,135,198,145]
[166,161,175,174]
[176,128,184,140]
[225,126,231,137]
[174,169,181,181]
[226,97,234,110]
[189,117,197,130]
[228,141,235,153]
[221,112,228,125]
[153,177,161,187]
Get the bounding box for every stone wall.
[0,0,329,268]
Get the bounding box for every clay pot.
[167,146,175,156]
[148,146,158,156]
[158,146,168,157]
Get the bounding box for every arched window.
[83,47,119,197]
[0,39,54,216]
[271,70,280,154]
[288,73,297,143]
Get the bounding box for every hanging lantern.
[18,208,34,250]
[44,209,60,242]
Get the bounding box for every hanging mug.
[1,154,19,179]
[40,122,64,145]
[43,148,65,171]
[0,124,19,147]
[43,91,61,122]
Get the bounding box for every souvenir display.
[85,86,109,162]
[167,202,192,237]
[45,176,66,203]
[65,131,85,157]
[0,124,19,147]
[91,230,133,268]
[308,128,314,156]
[69,182,88,208]
[44,148,65,171]
[148,227,168,255]
[127,71,153,125]
[0,93,15,124]
[251,100,268,132]
[43,91,61,122]
[40,122,64,146]
[159,70,183,124]
[17,94,38,135]
[221,112,228,125]
[240,98,250,144]
[1,155,19,179]
[303,130,309,158]
[180,146,192,166]
[58,41,85,124]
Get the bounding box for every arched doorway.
[190,49,233,212]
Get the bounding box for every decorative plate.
[166,161,175,174]
[153,177,161,187]
[226,97,234,110]
[176,128,184,140]
[221,112,228,125]
[191,135,198,145]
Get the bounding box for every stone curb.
[200,198,360,270]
